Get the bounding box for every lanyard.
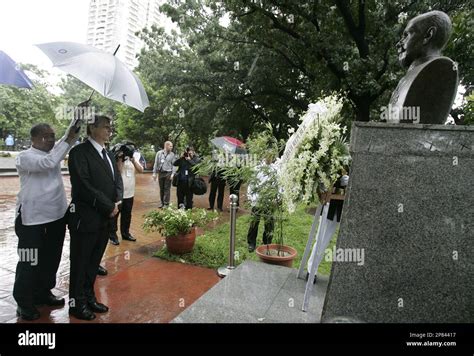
[159,151,170,172]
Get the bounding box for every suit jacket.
[67,140,123,232]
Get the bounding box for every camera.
[183,147,192,158]
[111,142,136,161]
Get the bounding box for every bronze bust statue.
[388,11,459,124]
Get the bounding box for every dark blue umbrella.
[0,50,34,89]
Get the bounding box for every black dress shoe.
[122,234,136,242]
[248,244,256,253]
[109,234,120,245]
[69,305,96,320]
[87,301,109,313]
[17,306,40,321]
[305,272,317,285]
[34,292,65,306]
[97,265,108,276]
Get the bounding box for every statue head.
[396,11,452,68]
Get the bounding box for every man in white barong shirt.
[14,122,80,320]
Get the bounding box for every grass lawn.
[154,205,339,275]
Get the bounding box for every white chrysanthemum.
[278,95,350,211]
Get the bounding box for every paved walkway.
[173,261,328,323]
[0,174,245,323]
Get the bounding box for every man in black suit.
[67,115,123,320]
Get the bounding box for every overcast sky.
[0,0,90,86]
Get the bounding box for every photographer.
[173,146,200,210]
[109,142,144,245]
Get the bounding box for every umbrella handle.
[113,44,121,56]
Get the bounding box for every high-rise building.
[86,0,166,68]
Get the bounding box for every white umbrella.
[36,41,149,112]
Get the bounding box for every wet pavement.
[0,173,244,323]
[173,261,328,323]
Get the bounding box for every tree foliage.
[125,0,473,148]
[0,64,60,144]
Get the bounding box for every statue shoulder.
[416,57,458,76]
[404,56,459,124]
[411,56,459,90]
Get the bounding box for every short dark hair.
[86,115,112,135]
[30,123,51,138]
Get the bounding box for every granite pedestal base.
[322,122,473,323]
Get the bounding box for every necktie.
[102,148,113,176]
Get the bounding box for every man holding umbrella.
[36,41,147,319]
[13,119,80,321]
[67,114,123,320]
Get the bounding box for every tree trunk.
[353,95,372,122]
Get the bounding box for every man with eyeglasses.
[67,114,123,321]
[14,121,80,321]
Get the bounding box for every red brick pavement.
[0,173,246,323]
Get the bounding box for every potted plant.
[220,127,299,267]
[248,154,298,268]
[196,127,299,267]
[142,207,218,254]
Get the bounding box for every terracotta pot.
[165,227,196,255]
[255,244,298,268]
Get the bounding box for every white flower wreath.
[279,96,351,213]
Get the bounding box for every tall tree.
[222,0,472,122]
[115,83,187,148]
[0,64,60,144]
[126,0,473,147]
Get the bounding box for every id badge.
[126,169,132,177]
[185,170,188,176]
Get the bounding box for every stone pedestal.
[321,122,473,323]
